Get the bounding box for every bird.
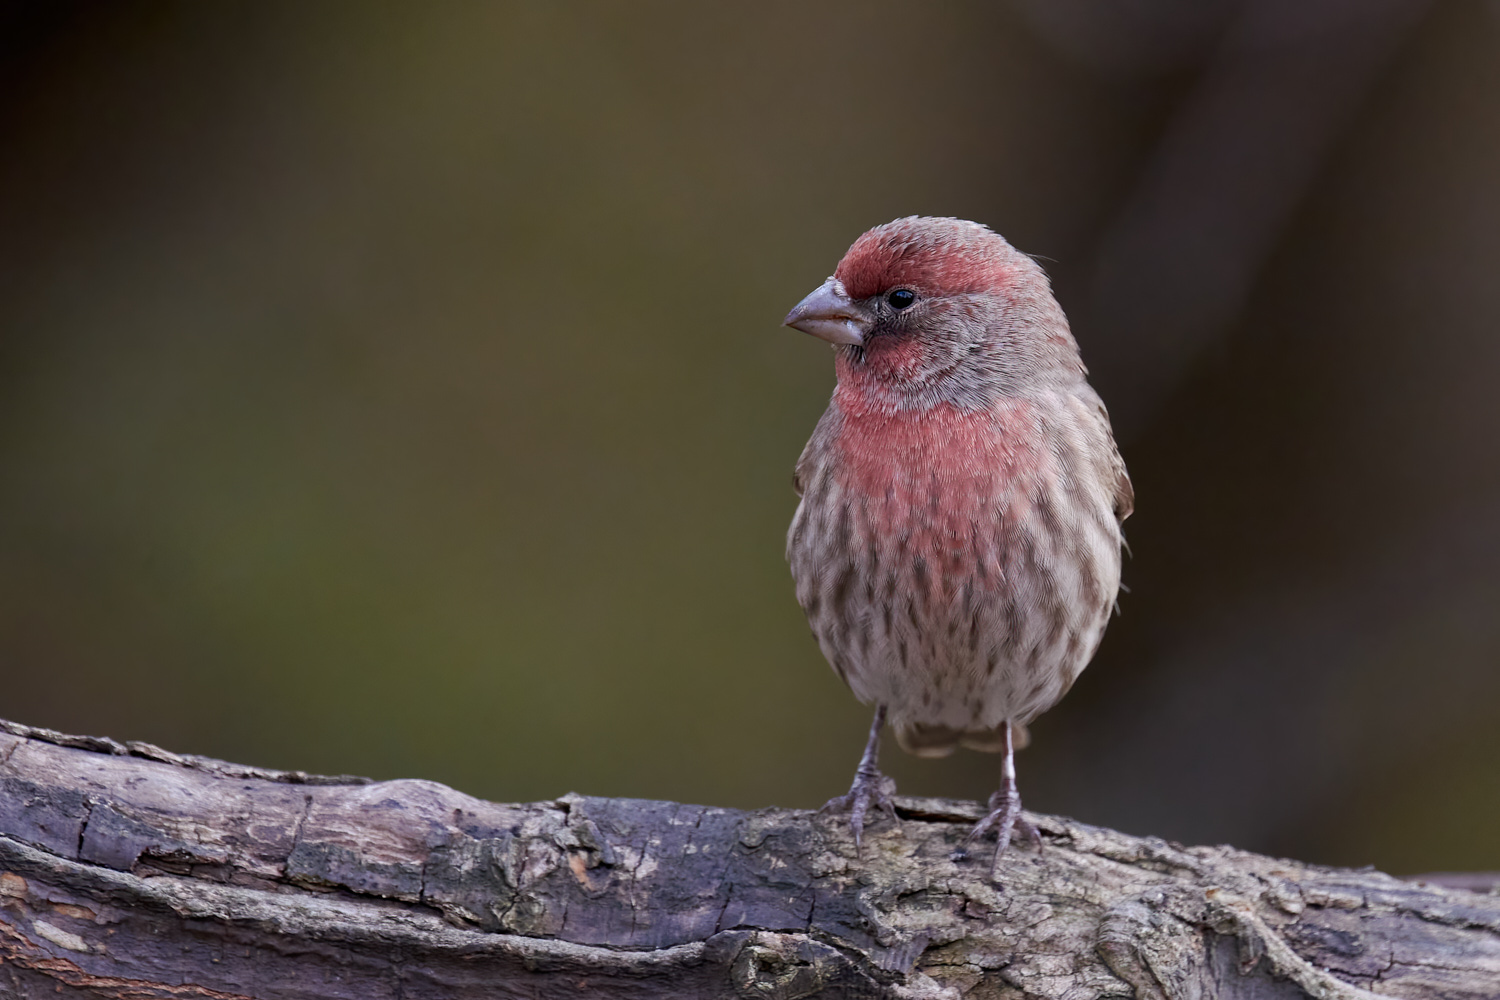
[781,216,1132,877]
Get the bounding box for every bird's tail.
[894,721,1030,758]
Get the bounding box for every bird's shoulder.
[1112,453,1134,523]
[792,401,844,498]
[1066,388,1132,524]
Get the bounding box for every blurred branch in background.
[1019,0,1434,437]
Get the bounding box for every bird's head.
[783,217,1083,407]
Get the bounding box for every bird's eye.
[887,289,916,310]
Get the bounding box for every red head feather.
[834,217,1022,300]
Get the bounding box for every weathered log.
[0,718,1496,999]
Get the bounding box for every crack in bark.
[623,805,663,941]
[281,793,314,885]
[74,796,93,861]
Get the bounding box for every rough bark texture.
[0,719,1496,999]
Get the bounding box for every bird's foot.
[950,787,1041,879]
[819,766,898,854]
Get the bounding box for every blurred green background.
[2,0,1498,876]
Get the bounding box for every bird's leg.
[819,704,898,853]
[959,721,1041,878]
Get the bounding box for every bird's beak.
[783,277,872,347]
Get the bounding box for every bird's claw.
[820,767,898,854]
[959,786,1040,880]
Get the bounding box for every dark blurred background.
[2,0,1497,876]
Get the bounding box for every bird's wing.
[792,402,842,499]
[1091,397,1133,524]
[792,444,810,498]
[1112,453,1134,523]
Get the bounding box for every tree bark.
[0,719,1495,999]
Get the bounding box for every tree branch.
[0,718,1495,999]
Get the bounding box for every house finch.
[782,217,1132,876]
